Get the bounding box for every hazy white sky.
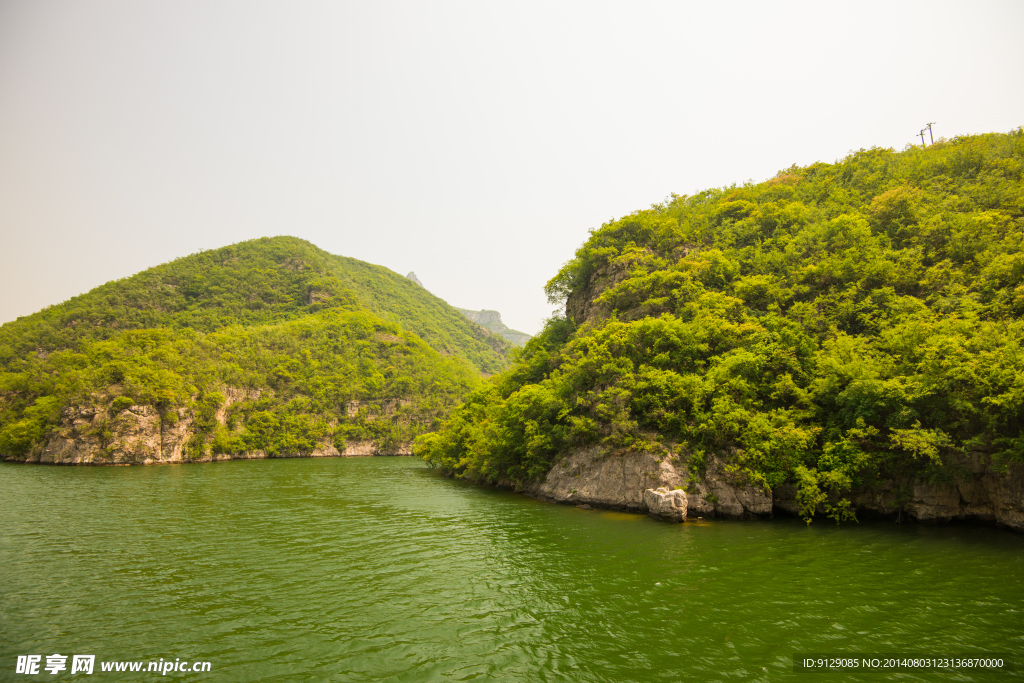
[1,0,1022,333]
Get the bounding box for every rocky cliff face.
[524,447,772,520]
[565,264,621,326]
[11,387,412,466]
[33,403,194,465]
[456,308,531,347]
[773,451,1024,531]
[523,446,1024,532]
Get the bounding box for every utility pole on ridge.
[925,122,935,145]
[919,129,927,148]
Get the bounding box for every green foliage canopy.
[0,238,499,459]
[418,130,1024,522]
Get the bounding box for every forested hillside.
[0,237,508,461]
[419,130,1024,522]
[1,236,509,373]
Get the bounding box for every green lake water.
[1,457,1022,682]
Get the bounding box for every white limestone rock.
[525,446,772,520]
[644,487,688,522]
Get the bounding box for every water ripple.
[1,458,1022,682]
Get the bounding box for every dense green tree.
[418,129,1024,522]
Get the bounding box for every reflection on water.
[1,458,1021,682]
[596,510,645,522]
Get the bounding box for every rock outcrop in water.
[524,446,1024,531]
[524,447,771,520]
[644,487,688,522]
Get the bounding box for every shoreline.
[448,446,1024,534]
[2,448,416,466]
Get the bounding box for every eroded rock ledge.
[523,447,1024,533]
[5,389,411,466]
[524,446,771,519]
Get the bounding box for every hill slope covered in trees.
[419,130,1024,523]
[0,237,510,462]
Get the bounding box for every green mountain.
[418,129,1024,523]
[0,237,511,463]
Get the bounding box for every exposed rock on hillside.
[456,308,531,347]
[523,446,1024,532]
[13,389,414,465]
[565,262,626,326]
[524,447,772,520]
[406,272,424,287]
[774,452,1024,530]
[344,398,412,418]
[35,403,193,465]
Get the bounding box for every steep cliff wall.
[773,452,1024,531]
[525,447,771,519]
[10,387,412,466]
[524,446,1024,532]
[33,403,194,465]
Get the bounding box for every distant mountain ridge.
[455,309,531,347]
[404,271,531,347]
